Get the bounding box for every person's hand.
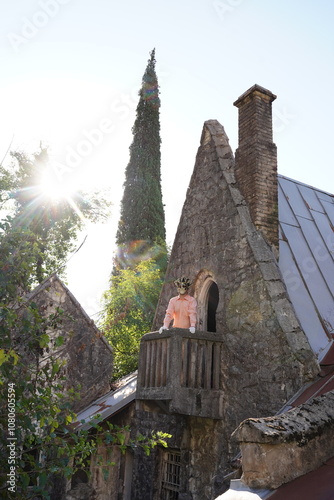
[189,327,195,334]
[159,326,168,334]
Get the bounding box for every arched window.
[207,281,219,332]
[196,274,220,333]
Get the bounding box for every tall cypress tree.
[104,51,167,377]
[115,49,166,266]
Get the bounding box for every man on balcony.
[159,277,197,334]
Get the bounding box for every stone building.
[20,274,113,499]
[25,274,113,413]
[132,84,334,499]
[66,84,334,499]
[68,372,137,500]
[222,389,334,499]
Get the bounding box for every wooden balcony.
[137,328,224,419]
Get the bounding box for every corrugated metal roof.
[74,372,137,431]
[278,175,334,362]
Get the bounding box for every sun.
[39,173,76,201]
[39,172,88,225]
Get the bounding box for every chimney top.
[233,83,278,250]
[233,84,277,108]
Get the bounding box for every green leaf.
[39,472,47,487]
[116,432,126,445]
[0,350,7,365]
[64,466,73,478]
[39,333,50,348]
[21,472,30,489]
[65,414,72,424]
[55,335,64,347]
[10,351,19,365]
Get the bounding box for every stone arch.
[194,270,220,332]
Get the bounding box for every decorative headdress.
[174,277,192,289]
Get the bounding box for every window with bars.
[161,451,181,500]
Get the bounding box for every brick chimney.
[234,84,278,249]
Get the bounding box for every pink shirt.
[163,294,197,329]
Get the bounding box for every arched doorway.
[207,281,219,332]
[195,273,220,333]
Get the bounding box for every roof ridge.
[278,174,334,198]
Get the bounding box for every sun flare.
[39,174,76,201]
[39,173,88,226]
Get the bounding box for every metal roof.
[278,175,334,362]
[74,372,137,431]
[217,458,334,500]
[220,177,334,500]
[268,456,334,500]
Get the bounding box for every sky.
[1,0,334,317]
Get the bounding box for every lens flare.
[39,173,75,201]
[115,240,166,270]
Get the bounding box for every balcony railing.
[137,328,224,419]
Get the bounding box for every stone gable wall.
[28,275,113,412]
[138,106,320,499]
[154,119,318,450]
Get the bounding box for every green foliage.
[0,146,111,286]
[116,48,166,251]
[0,142,169,497]
[105,50,167,381]
[134,430,171,456]
[102,259,164,379]
[0,301,75,497]
[0,218,169,498]
[0,332,170,498]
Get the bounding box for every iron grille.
[161,451,181,500]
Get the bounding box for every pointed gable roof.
[24,273,112,354]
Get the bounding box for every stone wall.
[65,404,135,500]
[26,274,113,412]
[151,117,318,491]
[187,416,227,499]
[233,390,334,489]
[131,405,227,500]
[139,86,320,499]
[155,119,317,422]
[131,406,188,499]
[90,405,135,500]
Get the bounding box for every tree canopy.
[0,144,169,498]
[0,146,111,287]
[102,259,164,380]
